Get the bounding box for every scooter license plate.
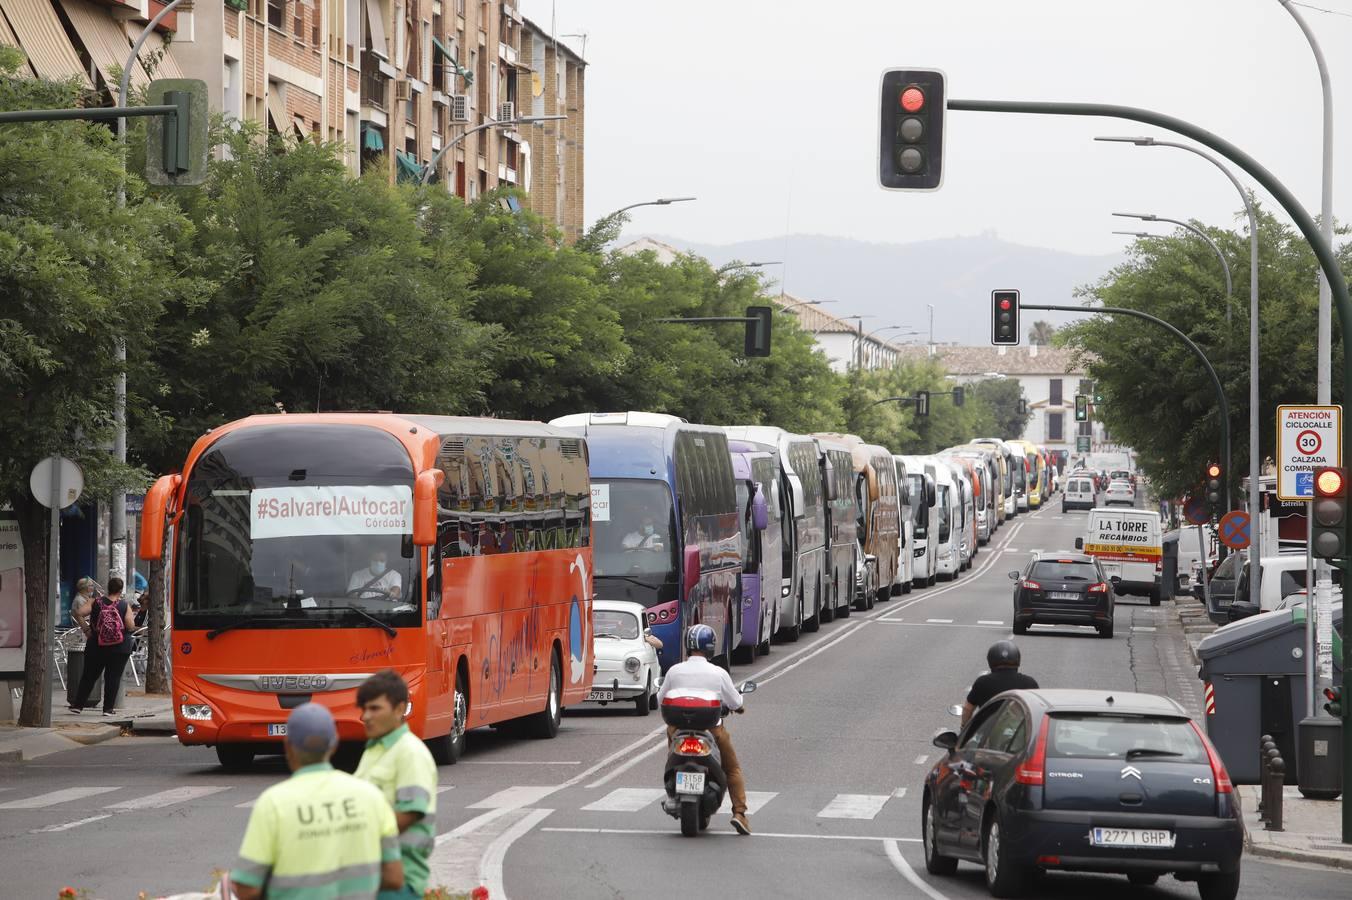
[675,771,705,795]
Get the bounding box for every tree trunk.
[144,526,170,694]
[14,492,52,727]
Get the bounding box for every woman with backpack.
[69,576,137,716]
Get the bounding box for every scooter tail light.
[677,736,710,756]
[1015,715,1051,786]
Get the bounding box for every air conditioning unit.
[395,80,412,102]
[450,94,470,122]
[498,101,515,122]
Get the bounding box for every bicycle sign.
[1277,405,1342,501]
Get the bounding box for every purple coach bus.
[729,443,778,663]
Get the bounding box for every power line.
[1292,2,1352,20]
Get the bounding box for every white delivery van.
[1078,507,1164,604]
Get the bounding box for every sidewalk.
[0,691,174,762]
[1169,594,1352,870]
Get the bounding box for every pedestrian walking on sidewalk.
[230,703,404,900]
[68,576,136,716]
[354,670,439,900]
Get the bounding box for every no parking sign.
[1277,405,1341,501]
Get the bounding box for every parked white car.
[588,600,661,715]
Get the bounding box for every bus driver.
[349,549,402,599]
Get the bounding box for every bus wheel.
[215,744,254,772]
[803,584,821,633]
[779,593,802,643]
[430,671,468,765]
[526,651,562,739]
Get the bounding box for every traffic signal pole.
[948,96,1352,841]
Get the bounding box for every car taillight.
[1189,720,1233,794]
[1022,579,1042,590]
[1088,582,1108,594]
[1015,716,1051,785]
[677,736,710,756]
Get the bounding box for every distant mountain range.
[627,232,1124,346]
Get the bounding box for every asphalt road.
[1,499,1346,899]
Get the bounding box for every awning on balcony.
[364,0,389,60]
[265,87,287,134]
[0,0,90,86]
[362,125,385,151]
[61,0,150,93]
[129,27,185,80]
[395,150,424,184]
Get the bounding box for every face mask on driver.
[642,524,654,536]
[371,561,387,575]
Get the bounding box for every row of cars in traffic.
[561,411,1067,711]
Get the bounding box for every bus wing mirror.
[683,545,701,600]
[413,468,445,546]
[1075,537,1084,550]
[138,474,181,561]
[824,464,838,501]
[751,489,769,531]
[787,475,806,519]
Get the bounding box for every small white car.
[588,600,661,715]
[1104,480,1136,506]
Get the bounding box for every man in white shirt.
[621,514,664,551]
[657,623,750,835]
[349,550,402,599]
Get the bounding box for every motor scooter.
[660,680,756,836]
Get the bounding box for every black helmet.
[987,640,1021,669]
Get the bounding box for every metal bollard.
[1265,755,1285,832]
[1258,737,1277,820]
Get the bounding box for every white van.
[928,458,962,581]
[1078,507,1164,604]
[1061,474,1097,512]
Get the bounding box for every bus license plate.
[675,772,705,796]
[1090,828,1174,848]
[267,724,287,737]
[586,690,613,702]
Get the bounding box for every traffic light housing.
[744,305,772,358]
[1323,685,1344,719]
[1312,466,1347,562]
[1074,395,1088,422]
[992,290,1020,345]
[1205,463,1223,513]
[144,78,209,186]
[915,391,930,417]
[952,386,964,407]
[878,68,945,191]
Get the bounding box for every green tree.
[846,360,996,453]
[0,59,193,725]
[969,378,1030,439]
[1059,203,1350,500]
[1028,320,1057,346]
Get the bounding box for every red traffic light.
[900,86,925,113]
[998,298,1012,311]
[1324,686,1340,702]
[1315,466,1345,498]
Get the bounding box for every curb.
[1244,835,1352,871]
[63,724,122,746]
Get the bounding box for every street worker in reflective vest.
[355,670,440,899]
[230,702,403,899]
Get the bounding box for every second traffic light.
[1312,466,1347,562]
[992,290,1020,345]
[1205,463,1224,513]
[1074,395,1088,422]
[744,305,772,358]
[1323,685,1344,719]
[878,68,945,191]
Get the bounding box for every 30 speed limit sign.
[1277,405,1342,500]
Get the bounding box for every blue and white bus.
[551,412,742,671]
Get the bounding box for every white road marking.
[755,621,866,687]
[105,786,231,810]
[913,754,929,765]
[483,807,552,900]
[543,826,922,843]
[29,814,113,833]
[817,793,891,820]
[1132,626,1158,632]
[467,785,558,810]
[580,788,666,812]
[428,806,531,893]
[235,800,256,809]
[459,760,580,765]
[0,786,120,809]
[718,790,778,815]
[925,618,954,624]
[892,787,908,799]
[977,620,1005,626]
[885,839,952,900]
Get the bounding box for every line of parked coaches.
[549,413,1066,703]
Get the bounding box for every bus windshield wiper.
[206,616,310,640]
[597,574,668,588]
[1126,747,1184,759]
[331,605,398,638]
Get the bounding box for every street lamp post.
[1111,213,1233,320]
[843,315,876,371]
[419,114,566,185]
[1097,135,1261,613]
[597,196,697,220]
[857,325,922,370]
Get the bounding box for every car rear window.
[1047,714,1208,763]
[1072,480,1092,492]
[1030,561,1099,582]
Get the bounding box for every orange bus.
[139,413,593,768]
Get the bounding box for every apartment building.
[1,1,585,230]
[773,293,906,373]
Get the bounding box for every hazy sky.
[520,0,1351,262]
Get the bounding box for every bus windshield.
[591,479,677,583]
[175,425,420,631]
[936,485,951,542]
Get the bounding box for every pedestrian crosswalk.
[0,781,918,825]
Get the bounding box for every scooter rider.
[961,640,1038,726]
[658,624,751,836]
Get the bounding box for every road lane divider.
[884,839,952,900]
